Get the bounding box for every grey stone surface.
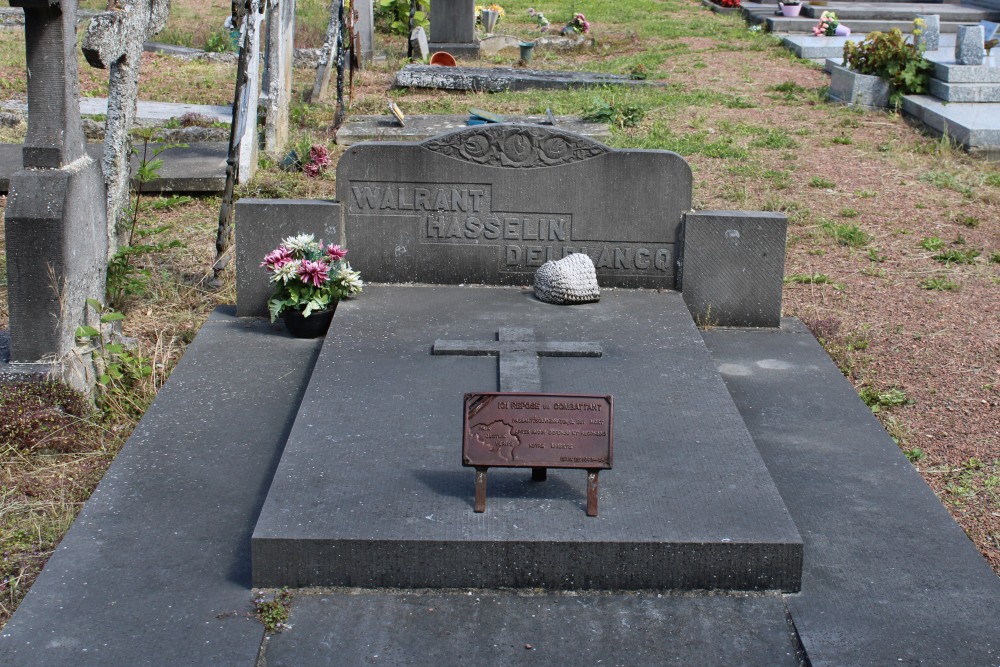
[0,142,228,193]
[703,321,1000,666]
[0,307,324,667]
[929,78,1000,101]
[336,124,691,289]
[252,286,803,591]
[262,0,296,153]
[335,113,611,145]
[931,56,1000,82]
[533,252,600,305]
[1,97,233,123]
[395,64,654,92]
[264,591,802,666]
[428,0,476,50]
[916,13,940,51]
[800,3,1000,22]
[828,63,891,109]
[235,198,341,317]
[680,211,786,328]
[956,24,985,65]
[901,94,1000,156]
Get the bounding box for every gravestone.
[306,0,342,102]
[428,0,478,58]
[395,64,654,92]
[4,0,107,387]
[262,0,296,155]
[337,125,692,289]
[82,0,170,254]
[354,0,374,66]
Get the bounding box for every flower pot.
[429,51,457,66]
[828,64,890,110]
[835,24,851,36]
[519,42,535,64]
[282,303,338,339]
[779,2,802,17]
[480,9,498,34]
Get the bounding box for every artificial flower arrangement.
[261,234,363,322]
[476,4,505,26]
[812,11,839,37]
[526,7,550,31]
[565,12,590,35]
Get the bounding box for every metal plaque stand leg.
[474,467,488,513]
[587,470,600,517]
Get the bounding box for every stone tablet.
[336,124,692,289]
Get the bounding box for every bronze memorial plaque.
[462,392,613,516]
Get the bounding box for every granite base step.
[929,78,1000,101]
[803,2,1000,20]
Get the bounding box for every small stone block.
[235,199,341,317]
[956,25,985,66]
[681,211,787,328]
[916,14,940,52]
[828,63,890,110]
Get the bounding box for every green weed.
[785,273,834,285]
[919,276,958,291]
[920,236,944,251]
[933,248,980,265]
[810,176,836,189]
[823,222,871,248]
[253,588,293,633]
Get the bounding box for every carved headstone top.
[534,253,600,305]
[423,124,610,169]
[337,123,692,289]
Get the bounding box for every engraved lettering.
[380,187,396,209]
[415,187,430,209]
[504,217,520,240]
[398,186,414,210]
[527,246,545,266]
[596,247,613,268]
[655,248,670,271]
[452,189,469,212]
[506,245,521,265]
[523,218,539,240]
[635,247,650,269]
[434,189,451,210]
[465,217,484,238]
[614,248,627,270]
[470,189,485,212]
[426,215,446,238]
[446,218,463,239]
[352,185,381,209]
[483,216,501,240]
[549,219,567,241]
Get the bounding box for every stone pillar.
[428,0,479,58]
[916,15,940,52]
[263,0,296,155]
[956,25,985,66]
[237,6,265,183]
[4,0,107,386]
[354,0,374,66]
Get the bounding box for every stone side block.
[929,79,1000,102]
[932,60,1000,83]
[681,211,787,328]
[3,159,106,362]
[235,198,341,317]
[828,64,890,110]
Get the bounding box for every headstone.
[82,0,170,254]
[235,199,341,316]
[354,0,374,66]
[410,25,429,61]
[956,24,985,66]
[916,14,940,52]
[262,0,296,155]
[306,0,342,103]
[238,4,266,182]
[4,0,107,387]
[336,124,692,289]
[427,0,478,58]
[395,64,654,92]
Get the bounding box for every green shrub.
[843,27,933,105]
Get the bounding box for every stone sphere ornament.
[533,253,600,305]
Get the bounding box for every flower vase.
[519,42,535,64]
[835,24,851,36]
[480,9,498,34]
[282,302,338,339]
[779,2,802,17]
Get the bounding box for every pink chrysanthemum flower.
[298,260,330,288]
[261,246,293,269]
[326,244,348,261]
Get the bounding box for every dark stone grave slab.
[336,124,692,289]
[427,0,478,58]
[263,590,802,666]
[395,64,657,92]
[251,286,803,591]
[335,113,611,145]
[0,141,227,194]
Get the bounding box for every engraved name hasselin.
[350,182,671,276]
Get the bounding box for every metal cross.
[432,326,602,392]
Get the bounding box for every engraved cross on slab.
[432,327,602,393]
[433,327,608,515]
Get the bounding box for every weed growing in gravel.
[933,248,981,265]
[920,236,945,251]
[859,386,911,413]
[867,247,887,263]
[919,276,959,291]
[904,447,925,462]
[809,176,835,189]
[823,222,871,248]
[990,252,1000,265]
[785,272,835,285]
